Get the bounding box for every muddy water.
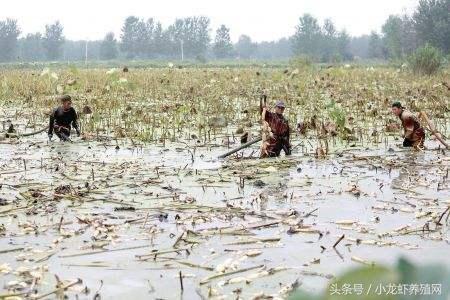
[0,133,449,299]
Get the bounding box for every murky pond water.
[0,133,448,299]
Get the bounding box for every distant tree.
[292,14,322,60]
[321,18,338,62]
[368,32,386,59]
[165,19,184,57]
[380,14,419,59]
[134,19,147,57]
[100,32,118,60]
[323,19,337,38]
[188,16,211,59]
[337,30,352,61]
[43,21,65,60]
[20,33,44,61]
[152,22,166,57]
[63,40,101,61]
[143,18,157,57]
[87,40,102,60]
[399,14,418,56]
[63,40,86,61]
[255,38,293,60]
[165,16,211,59]
[235,35,257,59]
[120,16,141,58]
[413,0,450,53]
[382,15,404,59]
[135,18,152,57]
[349,35,370,59]
[121,17,160,58]
[213,25,233,59]
[0,19,21,62]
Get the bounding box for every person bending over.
[48,95,80,141]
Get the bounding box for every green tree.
[382,15,403,59]
[368,31,386,59]
[100,32,118,60]
[163,19,184,57]
[135,18,153,57]
[20,33,44,61]
[337,30,352,61]
[235,35,257,59]
[256,38,292,59]
[292,14,322,60]
[0,18,21,62]
[399,14,418,56]
[213,24,233,59]
[321,18,338,62]
[413,0,450,53]
[152,22,166,57]
[185,16,211,59]
[43,21,65,60]
[165,16,211,59]
[120,17,159,58]
[349,35,370,59]
[143,18,157,57]
[120,16,141,58]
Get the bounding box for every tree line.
[291,0,449,61]
[367,0,449,60]
[0,0,447,63]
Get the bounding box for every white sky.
[1,0,418,42]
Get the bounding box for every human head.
[60,95,72,110]
[275,100,286,115]
[391,101,403,116]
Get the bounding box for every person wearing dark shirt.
[391,101,425,149]
[260,100,291,157]
[48,95,80,141]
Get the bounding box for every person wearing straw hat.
[391,101,425,149]
[260,100,291,157]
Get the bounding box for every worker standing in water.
[391,101,425,149]
[48,95,80,142]
[260,98,291,157]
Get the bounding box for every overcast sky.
[1,0,418,42]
